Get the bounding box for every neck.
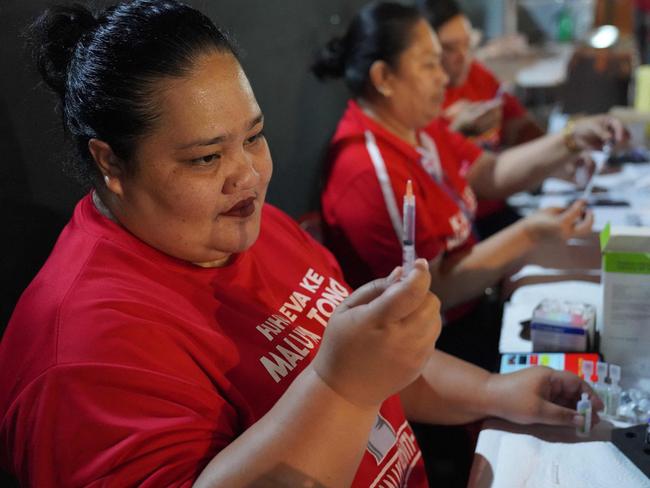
[92,190,117,222]
[357,97,418,146]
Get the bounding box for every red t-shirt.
[0,195,427,487]
[321,100,480,318]
[441,61,527,218]
[443,60,527,149]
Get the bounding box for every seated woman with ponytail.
[314,2,625,369]
[0,1,602,486]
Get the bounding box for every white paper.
[490,433,650,488]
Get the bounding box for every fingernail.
[414,258,427,268]
[572,414,584,427]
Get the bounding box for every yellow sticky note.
[635,65,650,112]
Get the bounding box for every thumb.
[537,401,579,427]
[337,266,403,311]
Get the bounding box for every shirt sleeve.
[5,362,236,487]
[502,92,527,122]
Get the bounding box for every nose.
[222,149,260,194]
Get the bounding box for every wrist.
[518,216,543,245]
[308,363,384,412]
[480,372,504,419]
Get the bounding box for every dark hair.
[29,0,237,188]
[311,2,422,97]
[416,0,463,31]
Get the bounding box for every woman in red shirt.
[417,0,545,149]
[315,3,624,367]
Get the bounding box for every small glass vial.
[606,364,622,417]
[576,392,592,437]
[594,361,609,403]
[581,360,594,386]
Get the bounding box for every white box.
[600,224,650,391]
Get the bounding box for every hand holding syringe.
[579,140,613,202]
[570,114,628,199]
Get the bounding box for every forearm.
[469,132,574,199]
[194,366,378,488]
[401,354,596,429]
[399,350,493,425]
[429,218,535,308]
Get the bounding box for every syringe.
[402,180,416,276]
[580,141,612,202]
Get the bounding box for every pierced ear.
[369,60,394,97]
[88,138,125,196]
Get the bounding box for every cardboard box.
[600,224,650,391]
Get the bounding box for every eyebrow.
[176,113,264,149]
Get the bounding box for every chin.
[227,220,263,254]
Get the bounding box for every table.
[467,418,650,487]
[480,158,650,487]
[500,161,650,354]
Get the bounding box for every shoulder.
[423,118,468,150]
[469,61,499,83]
[2,199,218,391]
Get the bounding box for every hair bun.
[29,4,98,98]
[311,36,346,80]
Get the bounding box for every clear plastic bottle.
[606,364,622,417]
[594,362,609,405]
[576,392,592,437]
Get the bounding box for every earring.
[104,175,110,186]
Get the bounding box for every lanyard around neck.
[365,130,404,243]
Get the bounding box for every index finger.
[572,209,594,235]
[605,117,626,144]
